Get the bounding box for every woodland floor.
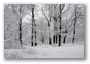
[4,43,84,58]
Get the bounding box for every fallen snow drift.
[4,44,84,58]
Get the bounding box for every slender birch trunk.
[20,5,23,45]
[58,4,62,46]
[63,30,67,44]
[31,7,34,46]
[48,22,51,45]
[72,5,77,43]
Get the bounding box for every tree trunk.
[72,21,76,43]
[49,37,52,45]
[56,35,57,44]
[31,7,34,46]
[63,35,67,44]
[58,35,61,46]
[49,16,52,45]
[34,24,37,46]
[41,33,44,43]
[63,30,67,44]
[53,35,55,44]
[58,4,62,46]
[72,5,76,43]
[20,18,22,45]
[20,5,23,45]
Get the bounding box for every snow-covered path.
[4,44,84,58]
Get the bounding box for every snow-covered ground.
[4,44,84,58]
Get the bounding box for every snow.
[4,44,84,58]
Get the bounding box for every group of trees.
[41,4,84,46]
[4,4,84,48]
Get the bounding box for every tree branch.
[41,8,50,22]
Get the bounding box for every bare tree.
[52,4,65,46]
[72,4,84,43]
[10,4,24,45]
[42,4,52,45]
[19,5,23,45]
[31,4,37,46]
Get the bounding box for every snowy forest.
[4,4,84,58]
